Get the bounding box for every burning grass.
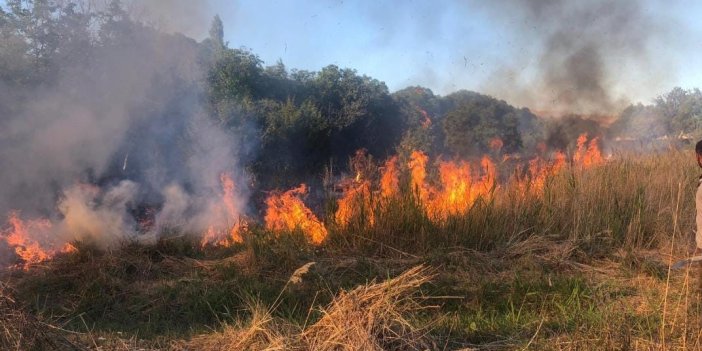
[0,146,701,349]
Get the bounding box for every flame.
[408,150,430,203]
[536,141,547,154]
[335,180,373,227]
[573,134,604,168]
[414,106,432,129]
[379,156,400,198]
[200,172,243,247]
[431,160,473,216]
[2,212,76,266]
[489,137,504,151]
[519,151,566,193]
[264,184,327,244]
[408,152,496,218]
[478,156,496,195]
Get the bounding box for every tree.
[209,15,224,53]
[655,87,702,134]
[442,92,524,155]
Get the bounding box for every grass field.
[2,147,702,350]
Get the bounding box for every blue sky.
[205,0,702,111]
[3,0,702,111]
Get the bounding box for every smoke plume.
[0,4,247,251]
[478,0,676,117]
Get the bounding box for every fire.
[264,184,327,244]
[2,212,76,266]
[335,180,373,227]
[478,156,496,195]
[379,156,400,198]
[573,134,604,168]
[408,150,430,203]
[200,172,243,247]
[432,160,473,216]
[512,135,603,197]
[407,151,497,218]
[536,142,548,154]
[518,151,566,193]
[489,137,504,152]
[420,110,432,129]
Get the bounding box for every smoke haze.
[0,5,247,249]
[476,0,679,116]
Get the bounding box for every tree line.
[2,1,700,191]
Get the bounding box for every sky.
[3,0,702,112]
[207,0,702,108]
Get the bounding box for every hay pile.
[180,265,434,351]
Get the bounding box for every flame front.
[573,134,604,168]
[408,150,430,203]
[200,172,243,247]
[517,151,567,193]
[264,184,328,244]
[2,212,76,266]
[379,156,400,199]
[335,180,373,227]
[428,156,496,218]
[433,160,472,216]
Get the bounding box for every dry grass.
[0,282,84,350]
[180,265,434,351]
[3,149,702,350]
[301,265,434,351]
[177,302,297,351]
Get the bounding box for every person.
[695,139,702,255]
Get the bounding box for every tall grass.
[325,148,698,258]
[3,148,701,350]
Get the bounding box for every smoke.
[478,0,676,117]
[122,0,217,39]
[58,181,138,248]
[0,3,248,251]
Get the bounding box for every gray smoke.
[122,0,217,39]
[0,3,247,251]
[479,0,676,117]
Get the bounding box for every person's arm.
[696,184,702,255]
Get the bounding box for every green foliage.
[442,91,525,155]
[610,87,702,139]
[655,87,702,134]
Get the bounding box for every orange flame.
[200,172,243,247]
[514,151,567,195]
[415,106,432,129]
[408,150,430,203]
[432,160,473,216]
[573,134,604,168]
[379,156,400,199]
[264,184,327,244]
[335,180,373,227]
[489,137,504,151]
[408,151,496,218]
[3,212,76,266]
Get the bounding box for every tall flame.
[264,184,327,244]
[518,151,567,193]
[200,172,243,247]
[335,180,373,227]
[406,151,497,218]
[408,150,430,203]
[379,156,400,199]
[432,160,473,216]
[573,134,604,168]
